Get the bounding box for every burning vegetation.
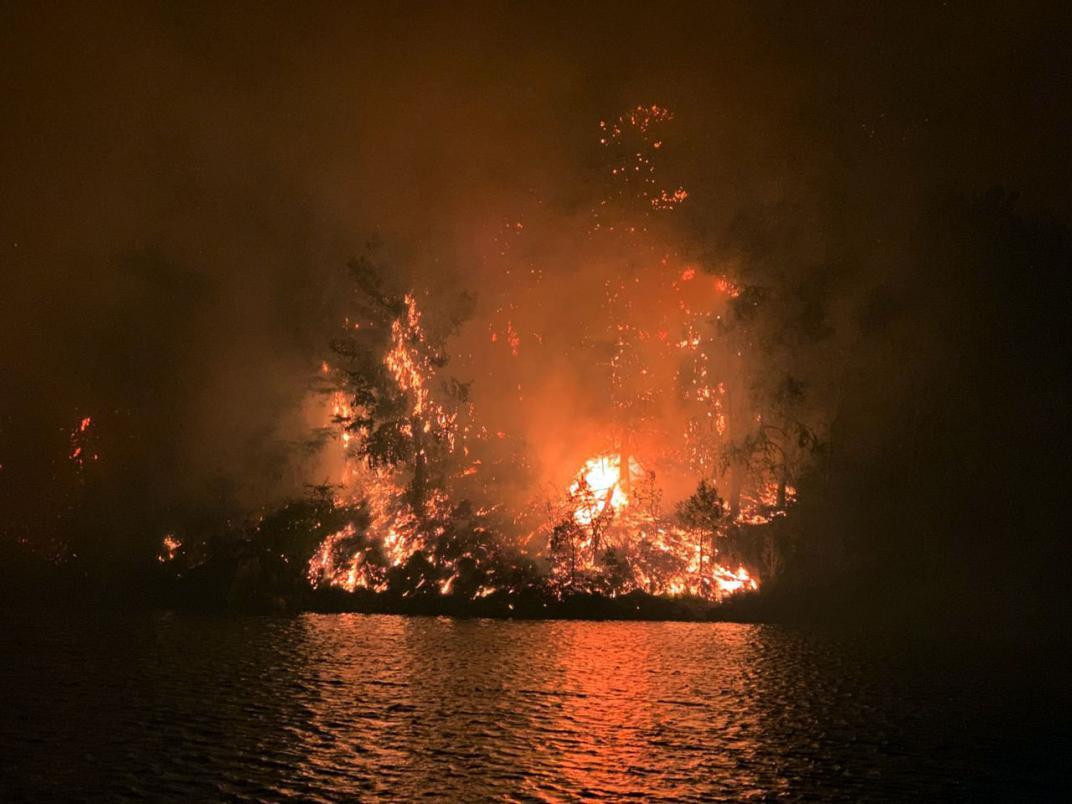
[4,5,1066,634]
[12,105,827,616]
[258,105,824,612]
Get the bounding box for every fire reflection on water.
[526,622,772,799]
[2,611,1054,799]
[291,616,779,799]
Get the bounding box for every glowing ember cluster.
[158,533,182,563]
[595,104,688,230]
[68,416,98,469]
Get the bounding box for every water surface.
[1,611,1065,799]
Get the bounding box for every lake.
[1,611,1066,799]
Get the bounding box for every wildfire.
[308,292,467,595]
[305,265,779,603]
[295,103,812,610]
[308,524,362,589]
[551,452,762,601]
[713,565,757,594]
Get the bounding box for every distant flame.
[158,534,182,563]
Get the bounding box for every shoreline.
[301,588,763,623]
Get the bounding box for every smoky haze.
[2,2,1069,623]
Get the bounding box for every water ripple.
[0,611,1066,799]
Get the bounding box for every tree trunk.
[728,463,743,520]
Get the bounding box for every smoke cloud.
[3,3,1069,619]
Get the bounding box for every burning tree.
[307,248,536,601]
[543,452,756,601]
[530,107,780,601]
[676,479,725,593]
[675,268,828,527]
[329,251,460,512]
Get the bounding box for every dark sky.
[2,2,1070,607]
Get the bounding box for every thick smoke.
[2,3,1069,620]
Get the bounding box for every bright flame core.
[569,454,642,524]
